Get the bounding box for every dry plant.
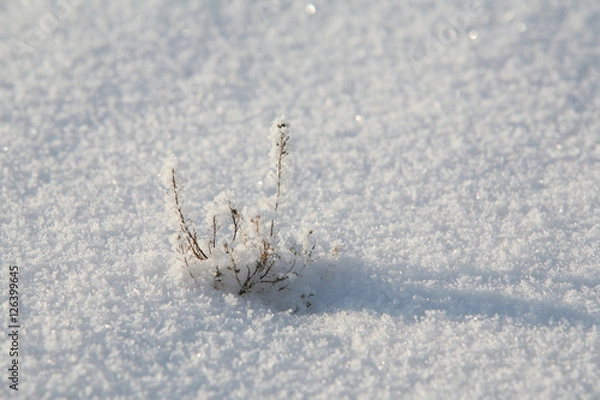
[164,117,315,297]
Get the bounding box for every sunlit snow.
[1,0,599,398]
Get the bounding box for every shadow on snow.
[306,257,599,328]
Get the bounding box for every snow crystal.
[1,0,599,398]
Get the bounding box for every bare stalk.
[210,215,217,251]
[170,168,208,260]
[166,117,316,299]
[269,120,290,238]
[229,202,240,242]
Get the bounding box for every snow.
[1,0,600,398]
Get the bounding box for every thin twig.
[170,168,208,260]
[229,203,240,242]
[269,121,289,238]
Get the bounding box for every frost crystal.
[165,117,315,298]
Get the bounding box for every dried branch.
[269,119,290,238]
[229,203,240,242]
[165,116,320,301]
[169,168,208,261]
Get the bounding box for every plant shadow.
[303,257,600,328]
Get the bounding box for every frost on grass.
[163,117,322,308]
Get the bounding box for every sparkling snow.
[1,0,599,398]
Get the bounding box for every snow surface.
[1,0,600,398]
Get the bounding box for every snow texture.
[1,0,599,398]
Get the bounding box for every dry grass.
[165,116,315,296]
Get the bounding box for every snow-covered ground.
[1,0,599,398]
